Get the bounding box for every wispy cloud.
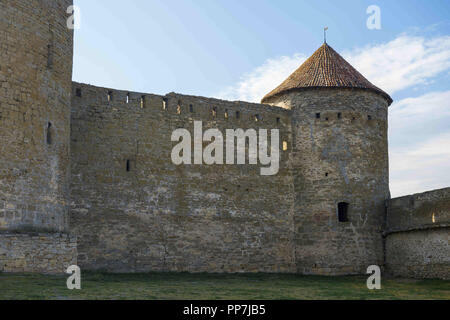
[389,91,450,197]
[344,35,450,94]
[219,34,450,102]
[218,54,306,103]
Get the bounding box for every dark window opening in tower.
[76,88,82,97]
[338,202,349,222]
[107,91,113,102]
[224,110,228,119]
[46,122,52,145]
[338,113,342,119]
[276,117,280,124]
[316,113,321,119]
[189,104,194,113]
[212,107,217,117]
[141,96,145,109]
[126,160,131,172]
[236,111,240,119]
[254,114,260,122]
[163,98,168,110]
[177,100,182,114]
[368,115,372,120]
[126,93,130,103]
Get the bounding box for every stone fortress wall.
[69,82,295,273]
[0,0,448,279]
[0,0,77,273]
[385,188,450,279]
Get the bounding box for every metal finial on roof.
[324,27,328,44]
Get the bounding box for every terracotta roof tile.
[261,43,393,105]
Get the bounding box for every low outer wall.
[0,233,77,274]
[385,188,450,279]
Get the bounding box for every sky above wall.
[72,0,450,197]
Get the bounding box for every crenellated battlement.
[71,82,292,129]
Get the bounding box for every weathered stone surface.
[266,88,390,275]
[0,0,73,232]
[0,0,74,273]
[386,188,450,279]
[69,83,295,273]
[0,232,77,274]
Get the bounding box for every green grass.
[0,272,448,300]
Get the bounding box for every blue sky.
[72,0,450,197]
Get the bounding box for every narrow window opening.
[254,114,260,122]
[47,44,53,69]
[325,117,329,121]
[338,113,342,119]
[276,117,280,124]
[283,141,288,151]
[126,93,130,104]
[107,91,113,102]
[189,104,194,113]
[316,113,321,119]
[212,107,217,117]
[46,122,52,145]
[236,111,240,119]
[163,98,168,110]
[224,110,229,119]
[126,160,131,172]
[141,96,145,109]
[76,88,82,97]
[368,115,372,121]
[177,105,181,114]
[338,202,349,222]
[325,172,329,177]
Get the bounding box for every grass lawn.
[0,272,448,300]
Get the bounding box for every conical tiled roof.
[261,43,392,105]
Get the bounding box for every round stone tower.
[0,0,73,233]
[262,43,393,275]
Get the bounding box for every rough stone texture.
[265,89,390,275]
[70,82,295,273]
[0,232,77,274]
[1,1,448,278]
[0,0,74,273]
[0,0,73,232]
[387,187,450,232]
[385,188,450,279]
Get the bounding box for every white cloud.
[389,90,450,197]
[219,34,450,102]
[344,35,450,94]
[218,54,306,103]
[390,131,450,197]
